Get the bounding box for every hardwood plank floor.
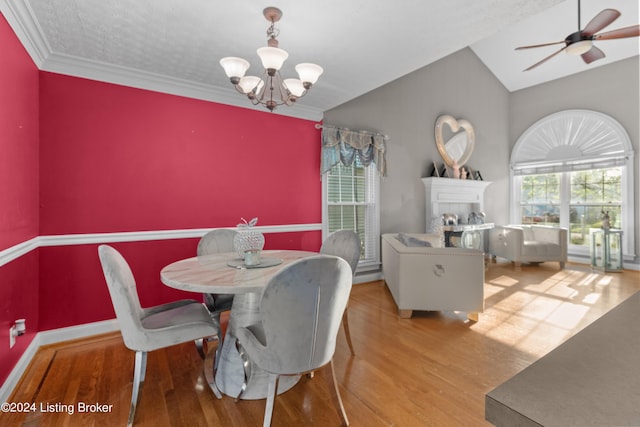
[2,261,639,426]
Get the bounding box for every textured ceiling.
[1,0,638,120]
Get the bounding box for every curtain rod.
[315,123,389,140]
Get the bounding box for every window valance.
[320,125,387,176]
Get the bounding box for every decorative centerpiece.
[233,217,265,264]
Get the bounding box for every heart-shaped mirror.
[434,114,475,168]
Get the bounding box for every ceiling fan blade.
[515,40,565,50]
[582,9,621,37]
[582,46,605,64]
[523,46,568,71]
[594,25,640,40]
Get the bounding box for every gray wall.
[324,48,639,262]
[323,47,511,234]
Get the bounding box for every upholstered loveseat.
[488,225,568,269]
[381,233,485,319]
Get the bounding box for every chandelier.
[219,7,323,112]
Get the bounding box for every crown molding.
[41,53,324,121]
[1,0,323,122]
[1,0,50,65]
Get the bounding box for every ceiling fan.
[516,0,640,71]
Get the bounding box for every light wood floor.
[3,261,639,426]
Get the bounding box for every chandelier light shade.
[219,7,323,112]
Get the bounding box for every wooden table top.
[160,249,317,294]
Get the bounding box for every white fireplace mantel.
[422,177,492,232]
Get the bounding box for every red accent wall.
[1,13,322,386]
[0,13,40,385]
[36,74,323,329]
[0,14,39,249]
[39,73,321,234]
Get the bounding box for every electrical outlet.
[9,326,16,349]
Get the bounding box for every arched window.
[510,109,635,261]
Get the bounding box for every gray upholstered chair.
[195,229,238,385]
[235,255,352,427]
[98,245,220,427]
[197,229,237,326]
[320,229,361,355]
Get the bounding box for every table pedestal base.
[214,292,300,399]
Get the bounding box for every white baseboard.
[36,319,120,346]
[0,336,40,404]
[0,319,119,403]
[354,270,383,284]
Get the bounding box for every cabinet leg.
[399,309,413,319]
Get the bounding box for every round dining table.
[160,249,316,400]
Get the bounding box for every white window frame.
[510,110,635,261]
[322,161,381,272]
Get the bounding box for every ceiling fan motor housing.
[565,31,592,45]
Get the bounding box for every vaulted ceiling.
[2,0,638,121]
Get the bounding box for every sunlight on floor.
[545,301,590,329]
[476,264,636,359]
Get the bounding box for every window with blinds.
[322,157,380,270]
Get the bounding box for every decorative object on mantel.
[318,124,388,176]
[441,213,458,226]
[219,7,323,112]
[434,114,475,176]
[233,217,265,264]
[452,160,461,179]
[468,212,486,225]
[429,161,482,180]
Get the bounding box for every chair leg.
[202,337,223,399]
[197,311,224,360]
[235,341,252,401]
[263,374,279,427]
[139,351,147,383]
[325,359,349,426]
[128,351,147,427]
[195,338,206,359]
[341,310,355,356]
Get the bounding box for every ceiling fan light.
[283,78,306,97]
[295,63,323,86]
[220,57,250,81]
[257,47,289,71]
[565,40,593,55]
[238,76,263,94]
